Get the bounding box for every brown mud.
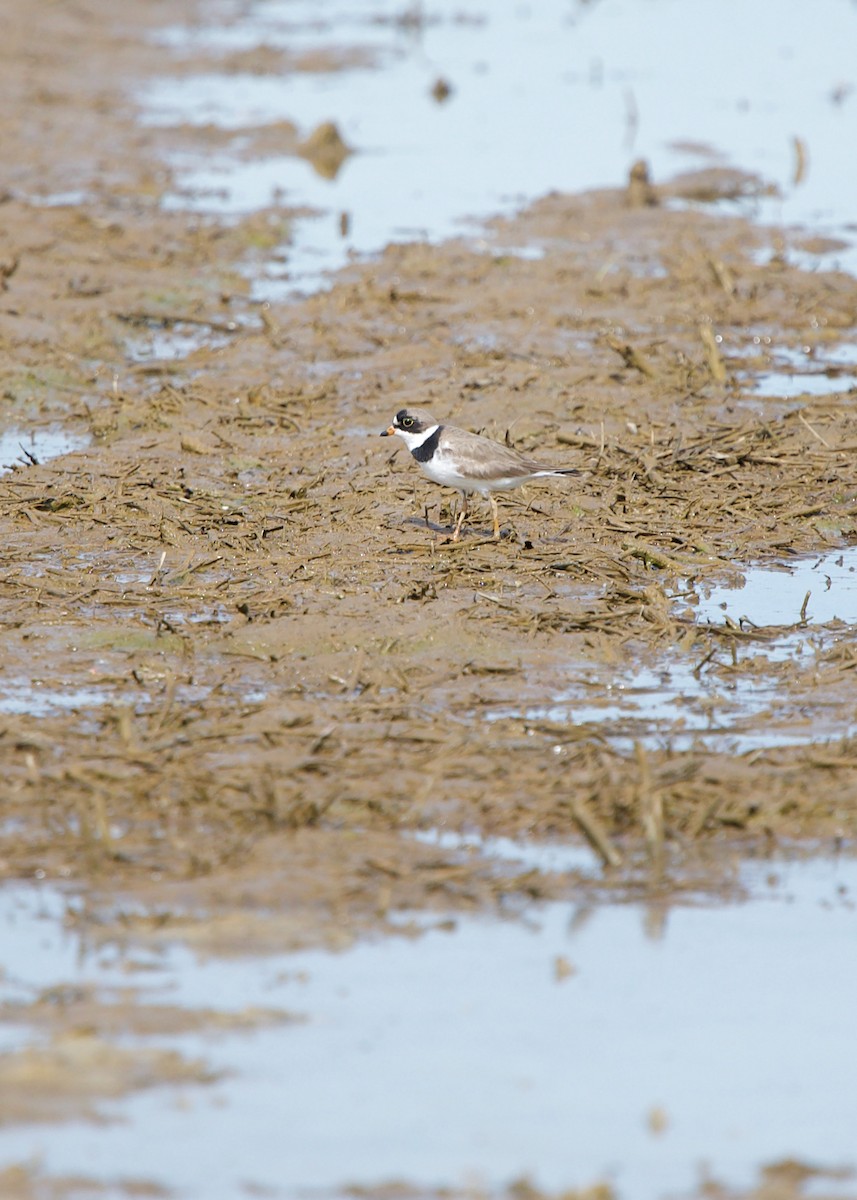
[1,1162,855,1200]
[1,0,857,1137]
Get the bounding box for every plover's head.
[380,408,438,442]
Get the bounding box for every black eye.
[401,415,414,429]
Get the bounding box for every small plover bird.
[380,407,580,541]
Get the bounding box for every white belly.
[421,455,472,491]
[420,452,515,495]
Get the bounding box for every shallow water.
[0,427,89,475]
[750,370,857,399]
[413,828,597,875]
[142,0,857,292]
[695,545,857,629]
[1,855,856,1198]
[0,681,115,717]
[124,323,235,363]
[489,659,805,753]
[486,548,857,752]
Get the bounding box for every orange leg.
[490,494,501,540]
[452,493,469,541]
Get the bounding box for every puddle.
[125,323,235,363]
[475,242,547,262]
[695,546,857,629]
[413,829,596,876]
[0,682,116,717]
[746,344,857,398]
[1,854,856,1197]
[749,371,857,399]
[823,345,857,368]
[744,343,857,398]
[141,0,857,292]
[770,344,857,370]
[487,660,820,754]
[489,549,857,752]
[0,427,89,475]
[24,189,91,208]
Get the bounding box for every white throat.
[395,423,440,453]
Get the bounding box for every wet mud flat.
[1,0,857,1193]
[4,177,856,906]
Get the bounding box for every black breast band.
[411,426,442,463]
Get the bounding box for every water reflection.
[0,855,855,1198]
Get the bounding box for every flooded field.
[1,0,857,1197]
[140,0,857,288]
[1,856,857,1199]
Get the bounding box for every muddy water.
[1,856,856,1199]
[143,0,857,289]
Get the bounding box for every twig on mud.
[699,325,727,383]
[568,796,623,868]
[114,310,241,335]
[685,793,724,839]
[623,541,689,573]
[636,742,665,867]
[769,501,826,520]
[531,602,644,635]
[0,254,20,289]
[442,535,504,551]
[707,257,735,295]
[604,335,658,378]
[797,410,833,448]
[474,592,520,611]
[148,549,167,587]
